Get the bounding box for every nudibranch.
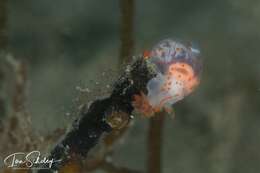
[133,39,202,117]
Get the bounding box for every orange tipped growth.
[143,50,151,59]
[132,92,160,117]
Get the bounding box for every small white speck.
[76,86,90,93]
[105,156,112,163]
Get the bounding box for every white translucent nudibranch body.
[145,39,202,112]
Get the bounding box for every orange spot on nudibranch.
[176,47,181,51]
[168,62,199,93]
[158,96,173,108]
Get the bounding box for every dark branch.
[147,112,165,173]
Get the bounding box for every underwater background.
[1,0,260,173]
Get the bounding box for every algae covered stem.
[38,58,156,172]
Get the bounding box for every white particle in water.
[105,156,112,163]
[75,86,90,93]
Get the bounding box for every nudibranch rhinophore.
[133,39,202,117]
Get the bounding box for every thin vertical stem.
[147,113,165,173]
[119,0,134,66]
[0,0,7,50]
[12,61,27,113]
[0,0,7,118]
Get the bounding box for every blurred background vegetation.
[0,0,260,173]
